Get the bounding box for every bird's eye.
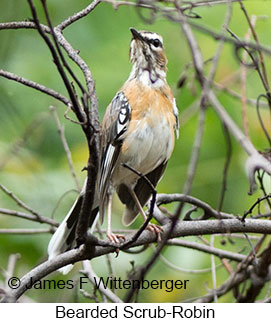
[152,39,161,48]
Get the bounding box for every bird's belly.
[113,117,174,186]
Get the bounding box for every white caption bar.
[0,303,268,322]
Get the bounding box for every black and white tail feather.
[47,181,99,274]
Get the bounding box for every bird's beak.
[130,27,144,42]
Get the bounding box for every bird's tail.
[48,189,99,274]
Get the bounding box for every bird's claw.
[107,232,126,245]
[146,223,163,242]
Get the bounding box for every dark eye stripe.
[147,38,162,48]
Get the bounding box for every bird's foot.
[146,223,163,242]
[107,232,126,245]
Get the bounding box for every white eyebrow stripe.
[141,32,163,44]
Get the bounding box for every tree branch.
[0,69,71,107]
[167,238,246,262]
[56,0,101,31]
[0,208,58,227]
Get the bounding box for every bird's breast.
[121,113,174,169]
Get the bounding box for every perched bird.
[48,28,179,273]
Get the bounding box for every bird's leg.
[106,192,125,244]
[128,187,163,242]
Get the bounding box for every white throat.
[128,65,167,89]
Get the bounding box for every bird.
[48,27,179,274]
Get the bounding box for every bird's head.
[129,28,168,84]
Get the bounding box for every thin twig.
[0,69,71,107]
[210,235,218,302]
[0,208,58,227]
[174,0,206,220]
[0,184,42,220]
[167,238,246,262]
[0,229,53,235]
[50,106,81,192]
[158,251,221,274]
[239,1,270,93]
[4,254,21,290]
[27,0,85,124]
[42,1,86,96]
[57,0,101,31]
[243,232,258,265]
[256,95,271,148]
[213,81,269,108]
[120,163,157,249]
[226,26,270,105]
[0,113,49,171]
[240,15,257,138]
[181,106,207,198]
[95,221,115,280]
[243,194,271,220]
[157,193,234,219]
[81,261,123,303]
[217,124,232,212]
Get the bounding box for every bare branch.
[213,81,269,107]
[208,90,271,193]
[181,105,206,196]
[157,193,235,219]
[0,229,52,235]
[81,261,123,303]
[0,69,71,107]
[240,15,257,138]
[167,238,246,262]
[50,106,81,192]
[0,184,42,220]
[239,1,270,92]
[57,0,101,31]
[157,251,218,274]
[210,235,218,302]
[217,124,232,212]
[195,270,248,302]
[0,208,58,227]
[4,254,21,289]
[0,21,50,32]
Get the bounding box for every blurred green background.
[1,0,271,302]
